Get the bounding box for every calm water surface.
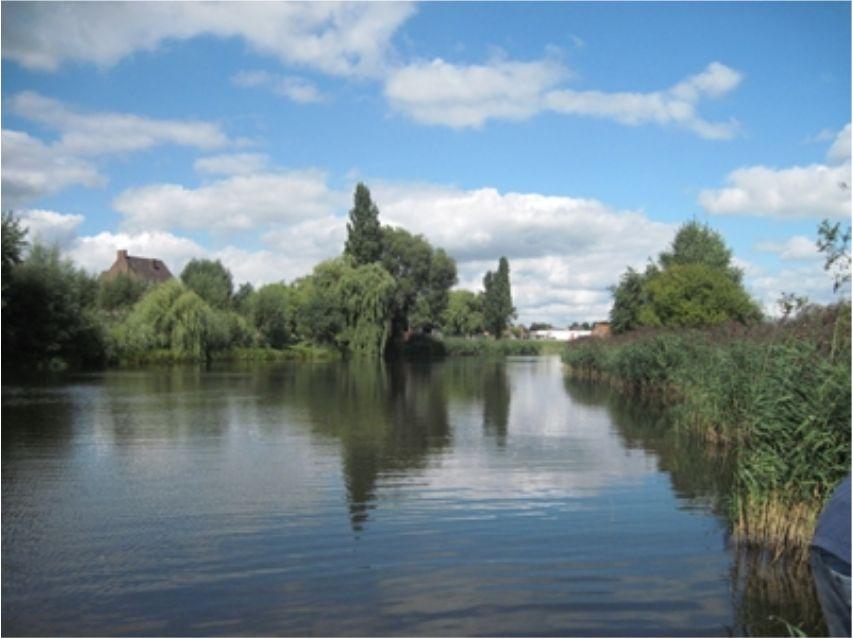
[2,356,822,636]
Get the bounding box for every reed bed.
[562,304,851,558]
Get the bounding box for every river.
[1,356,823,636]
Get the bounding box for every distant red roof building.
[101,250,173,285]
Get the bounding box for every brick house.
[591,321,612,338]
[101,250,173,285]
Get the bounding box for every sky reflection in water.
[1,357,821,636]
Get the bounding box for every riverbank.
[399,335,566,359]
[561,303,851,560]
[108,344,342,367]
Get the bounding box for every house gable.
[101,250,173,285]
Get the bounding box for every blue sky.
[2,1,850,325]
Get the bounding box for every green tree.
[411,248,458,331]
[180,259,233,309]
[482,256,514,338]
[529,322,552,331]
[337,262,396,357]
[609,221,759,333]
[443,289,485,336]
[344,183,383,266]
[252,282,294,348]
[2,212,28,300]
[232,282,255,315]
[292,260,348,346]
[380,226,457,336]
[642,263,762,328]
[659,220,742,283]
[97,272,149,311]
[2,243,105,368]
[609,264,657,334]
[291,258,395,356]
[108,279,227,361]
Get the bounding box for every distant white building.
[530,329,591,341]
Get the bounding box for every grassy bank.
[111,343,341,366]
[562,304,851,559]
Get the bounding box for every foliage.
[609,221,758,333]
[482,256,514,338]
[777,292,809,320]
[107,279,243,362]
[2,211,28,303]
[1,183,474,366]
[292,258,395,357]
[97,272,149,311]
[563,304,851,557]
[817,219,851,295]
[251,282,294,348]
[610,265,656,334]
[529,322,553,331]
[659,220,743,283]
[344,183,383,266]
[642,264,762,328]
[443,289,485,336]
[180,258,233,309]
[232,282,255,314]
[380,226,457,335]
[337,261,396,357]
[2,242,105,369]
[292,260,347,346]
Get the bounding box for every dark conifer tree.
[483,256,514,338]
[344,183,383,266]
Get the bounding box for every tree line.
[1,184,516,370]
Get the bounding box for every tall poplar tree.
[344,183,383,266]
[483,256,514,338]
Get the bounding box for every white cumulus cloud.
[17,209,85,249]
[698,163,851,219]
[1,130,104,208]
[2,2,415,78]
[756,235,822,261]
[385,57,568,128]
[113,170,345,232]
[699,122,851,219]
[8,91,228,156]
[385,58,742,137]
[544,62,742,139]
[2,92,231,208]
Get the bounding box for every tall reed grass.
[562,304,851,559]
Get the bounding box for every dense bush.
[2,243,106,369]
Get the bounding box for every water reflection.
[481,362,510,446]
[562,377,826,637]
[1,358,826,636]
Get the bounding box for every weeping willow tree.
[338,262,395,357]
[293,258,395,358]
[108,279,238,361]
